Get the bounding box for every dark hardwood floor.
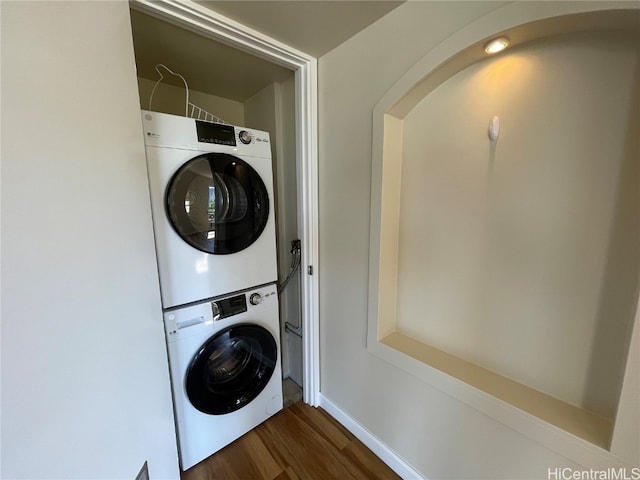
[181,401,401,480]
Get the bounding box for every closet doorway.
[128,0,319,405]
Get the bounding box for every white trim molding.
[130,0,321,406]
[319,394,426,480]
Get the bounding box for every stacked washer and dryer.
[141,110,283,470]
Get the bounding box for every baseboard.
[318,393,426,480]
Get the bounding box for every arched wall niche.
[367,2,640,467]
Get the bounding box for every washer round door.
[166,153,270,254]
[185,324,278,415]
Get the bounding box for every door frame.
[130,0,320,406]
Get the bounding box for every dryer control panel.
[195,121,236,146]
[141,110,271,158]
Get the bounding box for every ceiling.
[195,1,404,58]
[129,1,403,102]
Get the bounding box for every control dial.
[249,293,263,305]
[238,130,252,144]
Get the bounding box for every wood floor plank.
[342,439,401,480]
[289,402,351,450]
[183,432,271,480]
[181,402,401,480]
[273,466,300,480]
[257,407,359,480]
[240,429,284,480]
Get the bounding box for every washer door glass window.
[186,324,277,415]
[166,153,269,254]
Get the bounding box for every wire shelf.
[149,64,228,125]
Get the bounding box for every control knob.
[249,293,263,305]
[239,130,252,144]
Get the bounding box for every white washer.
[142,110,277,308]
[165,283,283,470]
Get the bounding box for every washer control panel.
[251,292,266,305]
[211,294,247,321]
[163,284,278,339]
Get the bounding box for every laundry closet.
[128,7,304,409]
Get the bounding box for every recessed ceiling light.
[484,37,510,54]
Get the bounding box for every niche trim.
[367,2,640,468]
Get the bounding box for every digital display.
[196,121,236,146]
[217,294,247,319]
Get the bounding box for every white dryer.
[142,110,277,308]
[165,283,283,470]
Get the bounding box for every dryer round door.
[166,153,270,254]
[185,324,278,415]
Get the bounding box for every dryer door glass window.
[166,153,269,254]
[185,324,277,415]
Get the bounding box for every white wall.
[317,2,632,478]
[396,31,640,418]
[1,2,179,478]
[244,83,278,135]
